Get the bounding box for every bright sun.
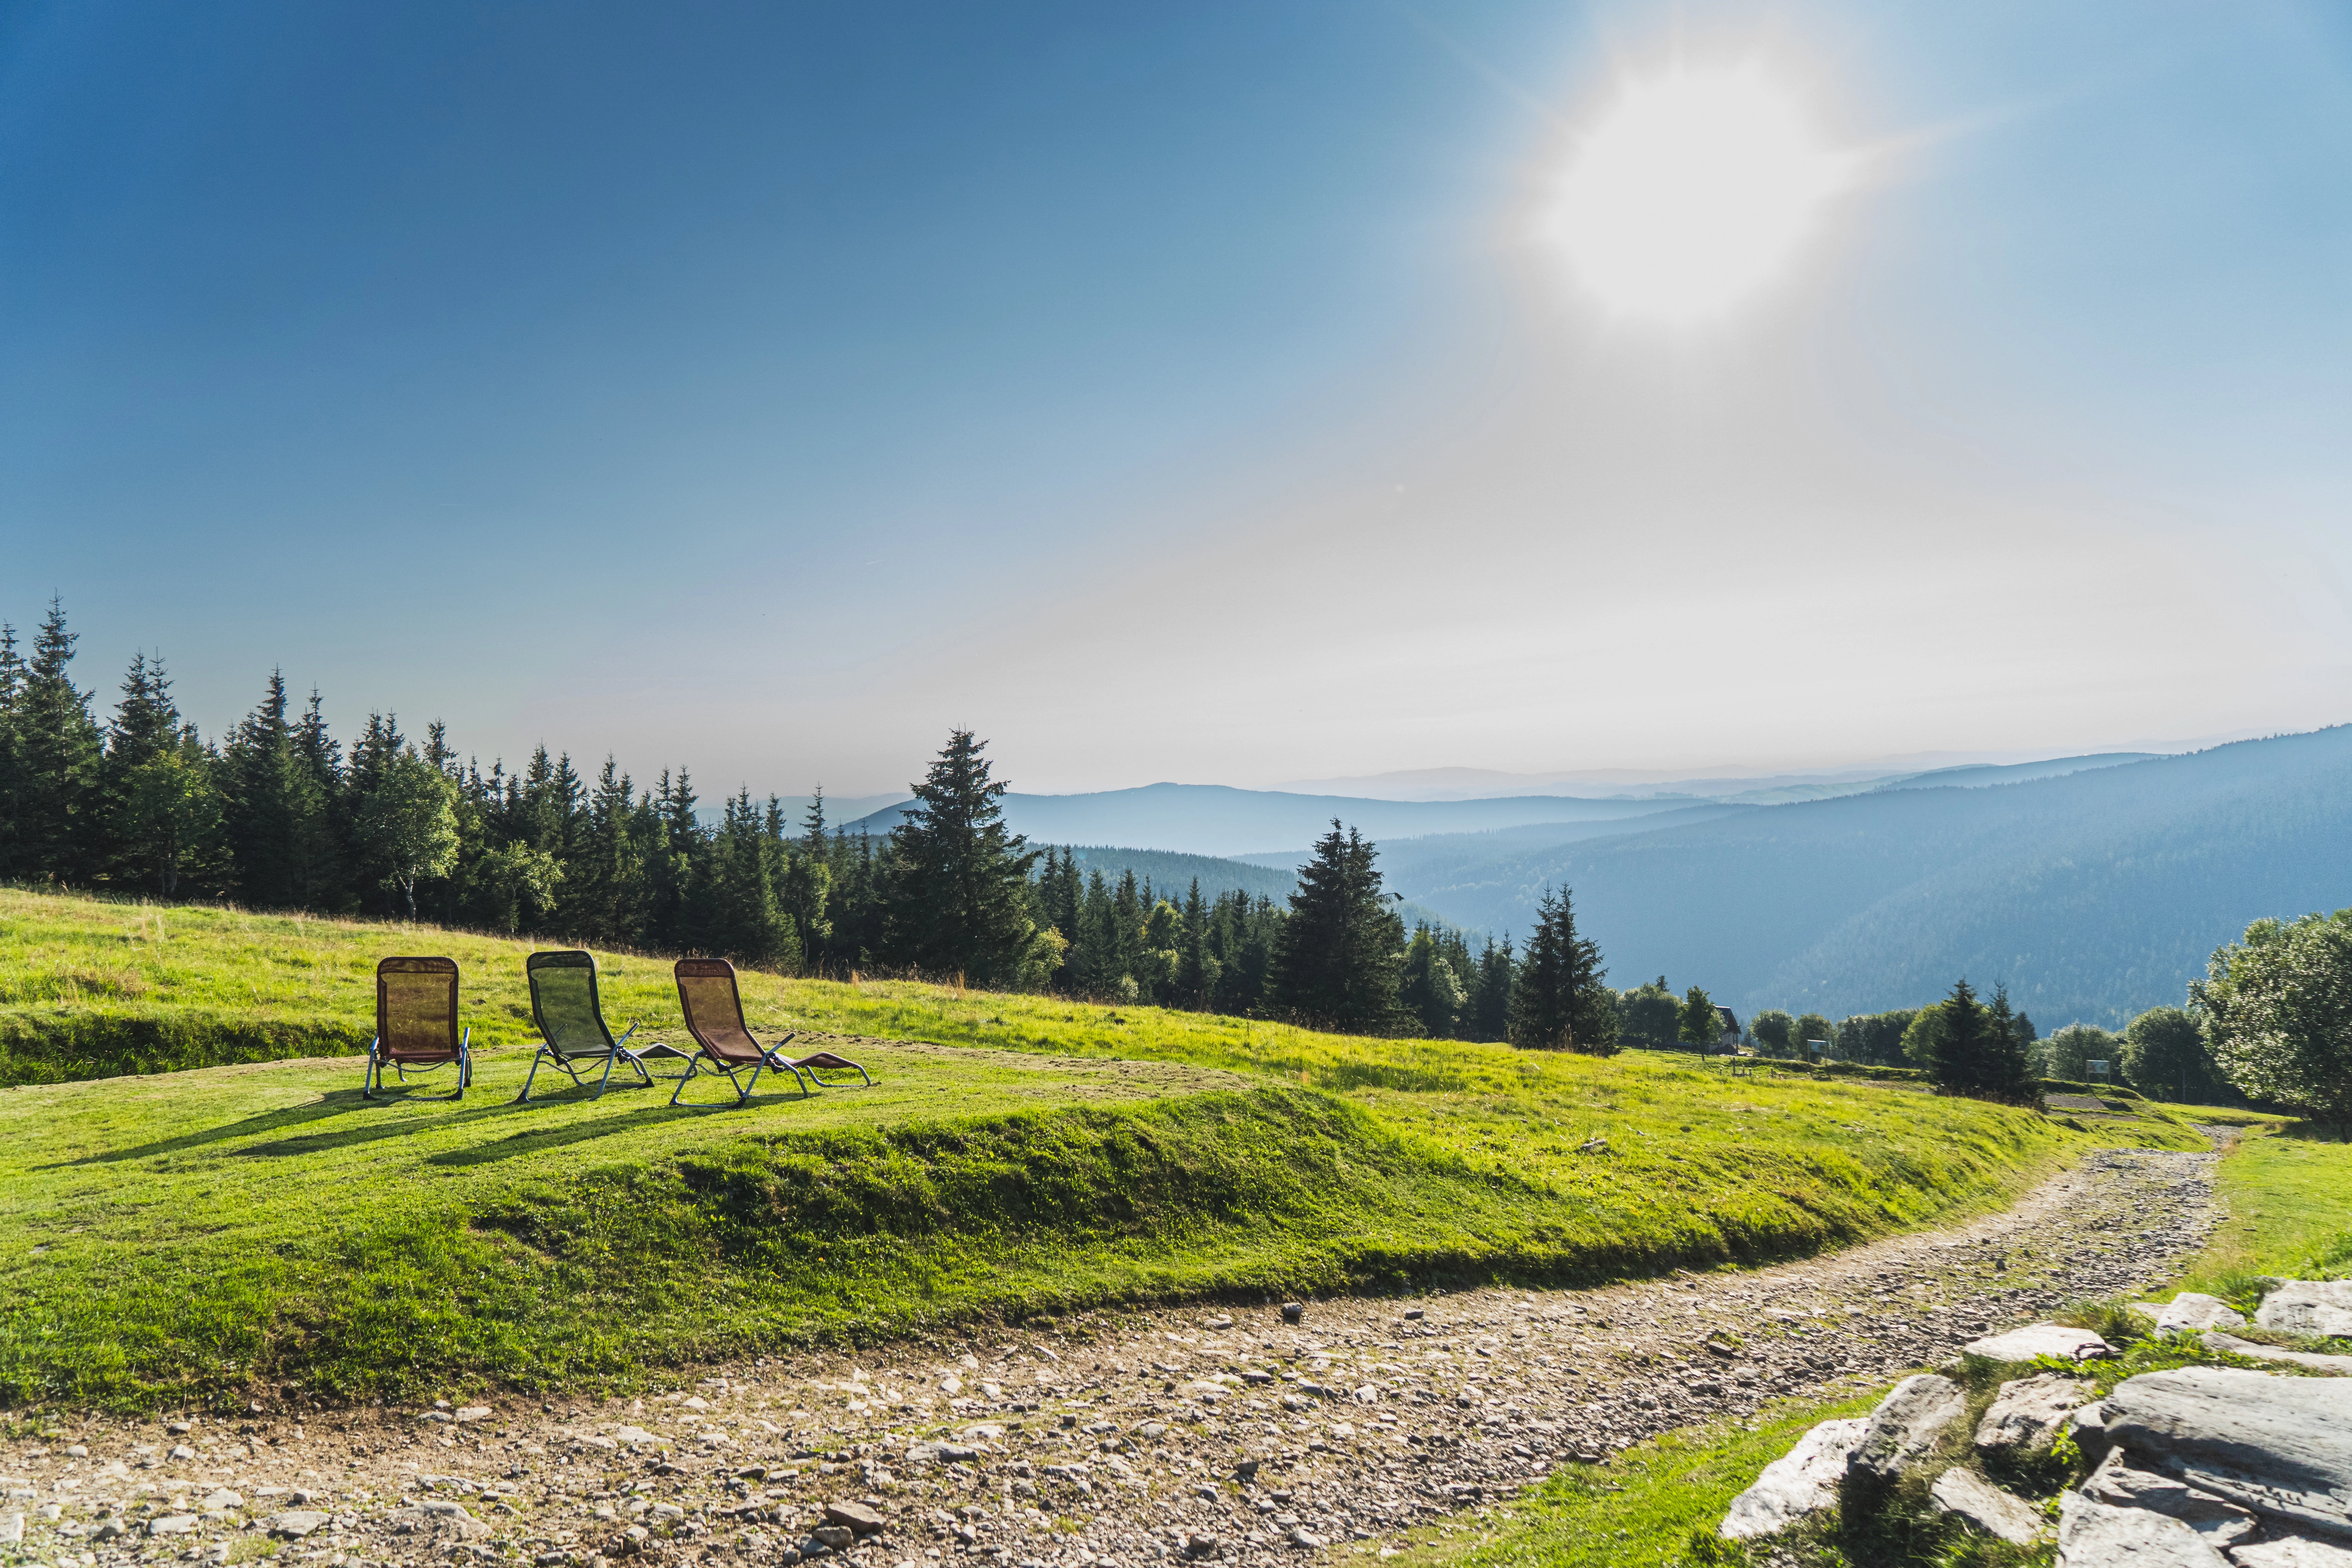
[1551,64,1849,324]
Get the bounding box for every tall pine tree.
[13,601,105,883]
[1269,820,1405,1033]
[882,730,1043,986]
[1507,885,1616,1053]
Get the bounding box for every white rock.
[1967,1323,2114,1363]
[1719,1417,1869,1539]
[2080,1451,2258,1546]
[2256,1282,2352,1339]
[2151,1295,2251,1332]
[2059,1492,2230,1566]
[2203,1333,2352,1374]
[0,1514,19,1546]
[270,1511,329,1539]
[2230,1537,2352,1568]
[198,1489,243,1511]
[612,1426,658,1446]
[1976,1374,2092,1452]
[1848,1375,1967,1486]
[1929,1468,2042,1544]
[454,1406,493,1424]
[2104,1367,2352,1540]
[147,1514,199,1537]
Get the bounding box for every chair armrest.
[615,1022,640,1045]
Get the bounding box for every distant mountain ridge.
[1387,728,2352,1029]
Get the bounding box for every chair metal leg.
[515,1047,550,1105]
[592,1049,617,1098]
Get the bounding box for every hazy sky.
[4,1,2348,799]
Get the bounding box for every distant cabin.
[1715,1006,1741,1050]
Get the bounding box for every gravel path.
[2,1142,2227,1568]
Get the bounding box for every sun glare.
[1551,63,1849,324]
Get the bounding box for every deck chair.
[670,959,874,1105]
[515,949,653,1103]
[363,956,471,1101]
[670,958,797,1107]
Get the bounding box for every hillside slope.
[1395,726,2352,1026]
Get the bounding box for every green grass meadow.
[0,887,2218,1414]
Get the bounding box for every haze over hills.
[841,783,1678,858]
[1385,728,2351,1030]
[836,753,2163,859]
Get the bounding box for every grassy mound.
[0,886,2216,1411]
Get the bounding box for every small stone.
[1207,1317,1232,1331]
[168,1445,196,1461]
[1973,1373,2091,1452]
[613,1425,657,1446]
[198,1490,244,1512]
[0,1514,19,1546]
[1963,1323,2112,1363]
[1846,1375,1966,1487]
[454,1407,493,1424]
[811,1524,855,1550]
[1403,1308,1424,1321]
[1927,1468,2041,1544]
[1281,1303,1304,1325]
[165,1421,193,1436]
[1719,1417,1868,1539]
[1352,1386,1380,1405]
[823,1501,885,1537]
[93,1517,129,1541]
[148,1514,200,1537]
[272,1510,330,1539]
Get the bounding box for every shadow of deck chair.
[363,956,471,1102]
[670,957,802,1107]
[515,949,654,1104]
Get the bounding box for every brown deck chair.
[670,958,872,1105]
[364,955,472,1101]
[515,949,653,1103]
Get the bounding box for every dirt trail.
[4,1142,2226,1568]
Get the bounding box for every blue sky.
[4,1,2348,797]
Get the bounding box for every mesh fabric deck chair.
[670,957,796,1107]
[515,949,653,1103]
[363,955,472,1101]
[670,959,874,1105]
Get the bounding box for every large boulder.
[1929,1468,2042,1544]
[1967,1323,2114,1363]
[2102,1367,2352,1540]
[1847,1375,1967,1487]
[2078,1450,2258,1547]
[1720,1418,1869,1539]
[2255,1282,2352,1339]
[1976,1373,2093,1452]
[2057,1493,2230,1567]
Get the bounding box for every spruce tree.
[1927,977,1994,1093]
[880,730,1044,987]
[1176,878,1214,1008]
[1982,982,2040,1103]
[1268,820,1406,1034]
[1508,886,1615,1052]
[1400,924,1465,1037]
[0,622,24,880]
[14,600,105,883]
[1677,985,1720,1053]
[781,790,835,969]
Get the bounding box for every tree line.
[0,604,1632,1045]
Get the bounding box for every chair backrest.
[675,958,762,1063]
[378,956,461,1063]
[527,949,616,1059]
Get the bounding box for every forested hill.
[1060,844,1297,903]
[1393,726,2352,1029]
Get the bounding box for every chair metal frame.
[363,955,472,1102]
[515,949,655,1104]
